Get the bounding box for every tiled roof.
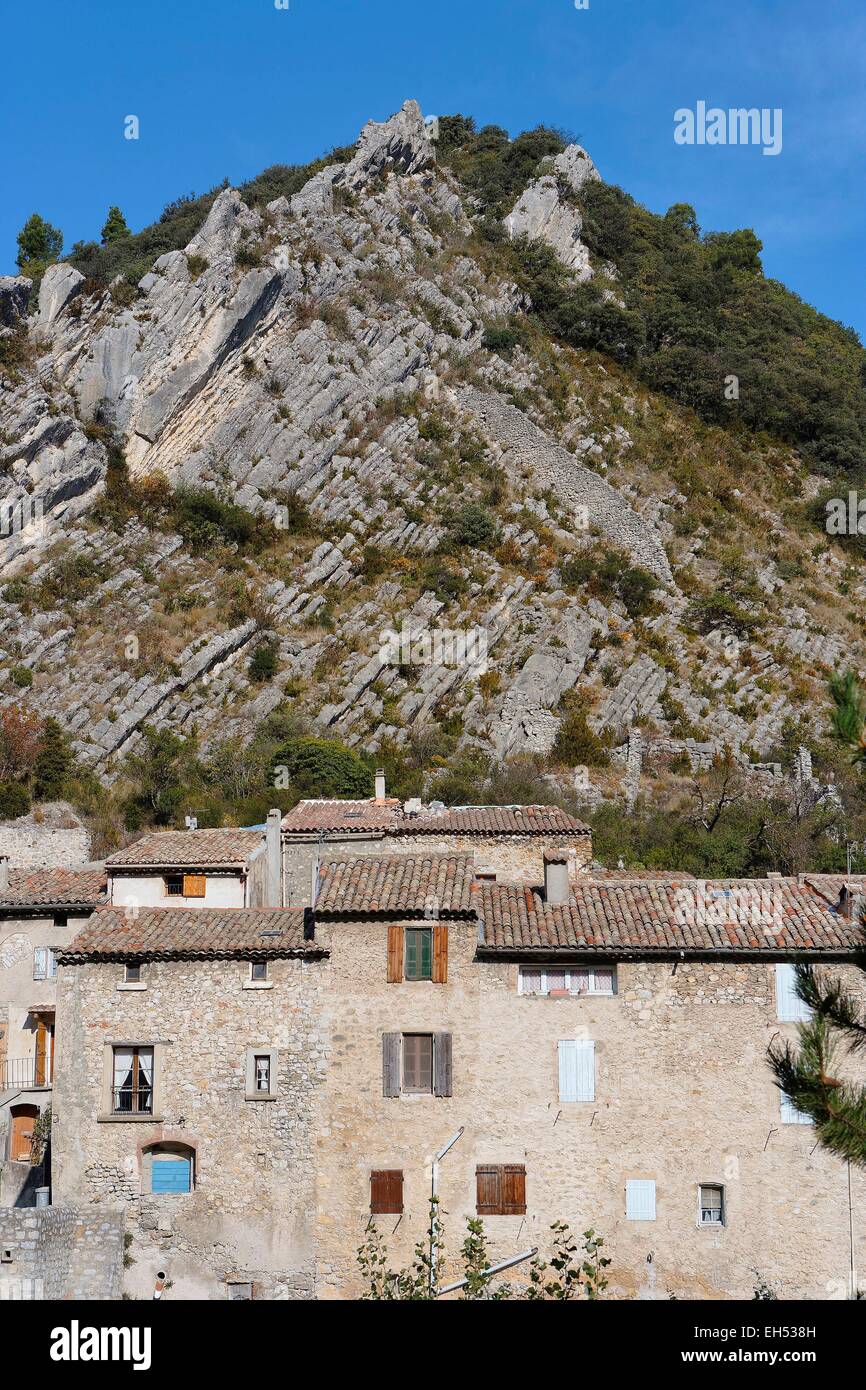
[1,867,107,908]
[59,907,319,960]
[282,799,590,837]
[801,875,866,908]
[105,830,264,869]
[315,853,476,916]
[478,878,862,954]
[584,870,696,881]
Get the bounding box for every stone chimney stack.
[0,856,8,893]
[374,768,386,804]
[839,883,866,924]
[543,849,570,906]
[266,809,282,909]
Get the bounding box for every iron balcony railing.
[112,1086,153,1115]
[2,1057,52,1089]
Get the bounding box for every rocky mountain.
[1,99,864,822]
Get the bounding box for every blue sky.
[2,0,864,339]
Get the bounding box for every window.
[112,1046,154,1114]
[125,963,142,983]
[626,1179,656,1220]
[148,1144,193,1194]
[699,1185,725,1226]
[250,962,268,982]
[780,1092,811,1126]
[165,875,184,896]
[382,1033,452,1097]
[387,924,448,984]
[402,1034,433,1093]
[519,965,615,997]
[775,964,811,1022]
[226,1282,252,1300]
[558,1039,595,1102]
[370,1170,404,1214]
[245,1048,278,1099]
[164,874,206,898]
[33,948,57,981]
[476,1165,526,1216]
[404,928,432,981]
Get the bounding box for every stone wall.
[0,806,91,869]
[315,919,866,1301]
[52,954,328,1300]
[0,1206,124,1299]
[284,832,593,907]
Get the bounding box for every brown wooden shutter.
[433,1032,452,1097]
[432,924,448,984]
[370,1170,404,1214]
[502,1165,527,1214]
[382,1033,401,1097]
[35,1020,47,1087]
[387,925,403,983]
[476,1166,501,1215]
[183,874,206,898]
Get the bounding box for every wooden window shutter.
[476,1165,501,1215]
[432,924,448,984]
[35,1020,47,1087]
[370,1170,404,1214]
[382,1033,401,1097]
[433,1032,452,1097]
[183,874,206,898]
[387,925,403,983]
[502,1165,526,1215]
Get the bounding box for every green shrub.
[249,640,278,682]
[271,737,372,799]
[8,664,32,688]
[172,487,271,553]
[0,781,30,818]
[560,544,657,618]
[448,504,497,549]
[551,695,610,768]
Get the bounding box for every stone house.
[105,822,281,910]
[0,863,106,1206]
[281,772,592,906]
[51,853,866,1299]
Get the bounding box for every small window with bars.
[254,1055,272,1093]
[699,1184,725,1227]
[250,961,268,982]
[164,875,184,896]
[519,965,615,997]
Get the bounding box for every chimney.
[374,768,386,804]
[544,849,570,906]
[266,809,282,909]
[839,884,866,923]
[0,856,8,893]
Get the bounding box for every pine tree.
[768,953,866,1165]
[16,213,63,276]
[829,670,866,762]
[101,206,131,245]
[33,718,72,801]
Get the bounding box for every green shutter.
[405,930,418,979]
[420,928,432,980]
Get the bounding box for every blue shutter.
[151,1157,191,1193]
[558,1040,595,1102]
[626,1179,656,1220]
[776,964,810,1022]
[780,1092,811,1126]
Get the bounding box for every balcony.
[1,1057,52,1090]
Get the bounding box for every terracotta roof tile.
[60,907,317,960]
[478,878,862,954]
[315,853,476,916]
[105,830,264,869]
[281,800,589,837]
[1,867,107,908]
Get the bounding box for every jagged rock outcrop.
[0,100,856,792]
[504,143,601,278]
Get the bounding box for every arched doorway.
[9,1104,38,1163]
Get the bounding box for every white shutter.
[776,964,811,1022]
[33,947,47,980]
[626,1179,656,1220]
[558,1040,595,1102]
[780,1091,811,1126]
